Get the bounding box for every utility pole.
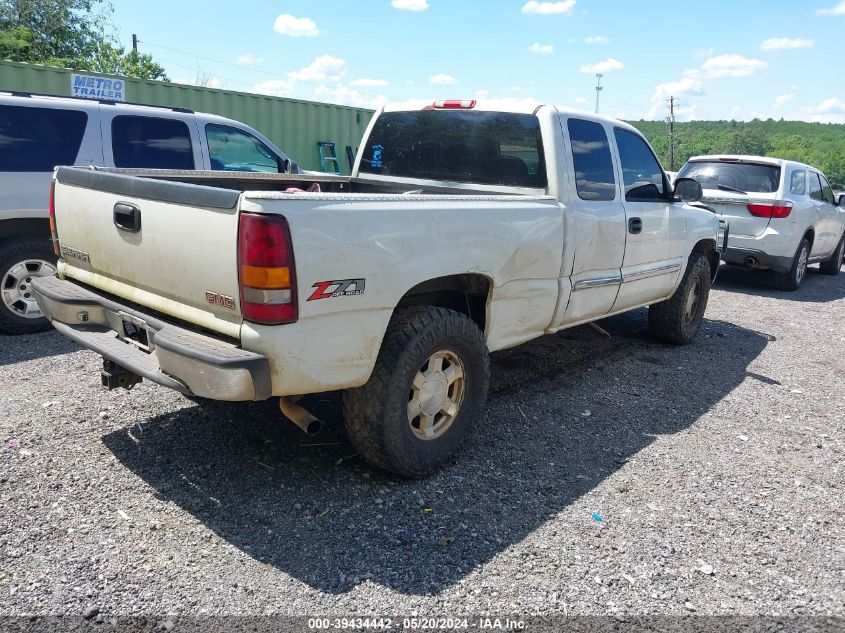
[595,73,603,114]
[666,96,679,171]
[132,34,138,53]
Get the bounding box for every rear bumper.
[723,247,794,274]
[31,276,271,401]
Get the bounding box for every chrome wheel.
[407,349,466,441]
[683,275,702,324]
[796,244,809,284]
[1,259,56,319]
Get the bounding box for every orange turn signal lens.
[240,265,291,289]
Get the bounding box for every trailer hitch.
[101,359,143,391]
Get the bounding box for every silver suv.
[677,155,845,290]
[0,91,297,334]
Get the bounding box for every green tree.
[0,24,31,58]
[81,40,167,80]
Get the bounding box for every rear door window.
[677,161,781,194]
[613,128,665,200]
[789,170,806,195]
[359,110,547,188]
[0,104,88,172]
[111,115,194,169]
[567,118,616,201]
[206,124,281,173]
[809,173,823,201]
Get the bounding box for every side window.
[0,105,88,172]
[819,174,835,204]
[206,124,281,173]
[567,118,616,201]
[111,116,194,169]
[613,128,665,201]
[808,173,824,202]
[789,170,806,195]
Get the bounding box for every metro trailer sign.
[71,73,125,101]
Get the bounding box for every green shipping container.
[0,60,375,173]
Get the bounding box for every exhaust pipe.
[279,397,324,436]
[745,257,757,267]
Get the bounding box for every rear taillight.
[49,180,60,256]
[237,213,298,325]
[747,201,792,218]
[432,100,476,109]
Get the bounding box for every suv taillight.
[49,180,60,256]
[747,201,793,218]
[237,213,298,325]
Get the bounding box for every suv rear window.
[0,105,88,172]
[112,115,194,169]
[359,110,547,188]
[677,161,781,194]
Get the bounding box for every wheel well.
[0,218,51,243]
[693,239,720,282]
[803,228,815,250]
[395,274,492,334]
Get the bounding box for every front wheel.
[648,252,711,345]
[343,306,491,478]
[0,239,58,335]
[819,236,844,276]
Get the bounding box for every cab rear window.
[359,110,547,188]
[677,161,781,194]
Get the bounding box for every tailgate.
[52,167,244,338]
[701,190,777,238]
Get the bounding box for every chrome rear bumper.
[31,276,271,401]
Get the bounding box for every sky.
[112,0,845,123]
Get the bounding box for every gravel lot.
[1,264,843,621]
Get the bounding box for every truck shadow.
[714,263,845,303]
[101,310,772,596]
[0,330,81,367]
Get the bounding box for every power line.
[138,40,292,81]
[595,73,603,114]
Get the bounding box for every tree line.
[631,118,845,190]
[0,0,167,80]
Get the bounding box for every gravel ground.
[1,264,843,620]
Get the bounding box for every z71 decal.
[308,278,366,301]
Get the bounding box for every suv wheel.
[343,306,490,478]
[775,237,811,291]
[0,239,57,335]
[819,236,844,276]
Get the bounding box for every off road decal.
[308,279,366,301]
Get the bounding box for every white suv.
[0,91,298,334]
[677,155,845,290]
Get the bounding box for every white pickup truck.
[33,100,727,477]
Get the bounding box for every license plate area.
[117,311,151,352]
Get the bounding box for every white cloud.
[579,58,624,74]
[429,73,456,85]
[391,0,429,10]
[237,54,264,65]
[522,0,576,15]
[475,90,490,98]
[350,78,389,87]
[289,55,346,82]
[273,14,320,37]
[250,79,294,97]
[693,47,715,59]
[585,35,609,45]
[760,37,814,50]
[729,106,742,118]
[314,84,389,109]
[528,42,554,55]
[646,70,705,118]
[799,97,845,123]
[817,1,845,15]
[773,94,795,108]
[574,97,587,104]
[701,54,767,78]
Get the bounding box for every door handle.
[628,217,642,234]
[114,203,141,232]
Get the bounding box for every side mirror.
[674,177,703,203]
